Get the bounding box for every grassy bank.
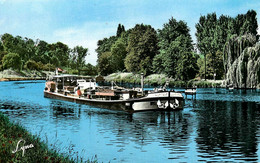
[105,72,224,88]
[0,69,51,81]
[0,112,96,163]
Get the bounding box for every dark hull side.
[44,91,127,111]
[44,91,184,112]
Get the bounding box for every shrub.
[37,62,44,70]
[43,63,56,71]
[24,60,39,70]
[2,53,21,70]
[67,69,78,75]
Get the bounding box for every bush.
[24,60,39,70]
[2,53,21,70]
[43,63,56,71]
[67,69,78,75]
[194,81,211,88]
[36,62,44,70]
[169,81,186,88]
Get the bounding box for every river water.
[0,80,260,162]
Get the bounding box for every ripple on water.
[1,83,260,162]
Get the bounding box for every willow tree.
[195,10,258,80]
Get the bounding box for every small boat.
[184,88,197,95]
[227,84,234,91]
[44,75,184,112]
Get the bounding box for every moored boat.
[44,75,184,112]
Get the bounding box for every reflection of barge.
[44,75,184,112]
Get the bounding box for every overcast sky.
[0,0,260,65]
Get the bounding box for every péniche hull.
[44,91,184,112]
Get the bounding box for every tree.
[81,63,98,76]
[97,51,113,75]
[175,52,199,80]
[2,52,21,70]
[197,50,224,79]
[125,24,158,75]
[196,13,217,80]
[96,24,128,75]
[153,17,194,79]
[1,33,15,53]
[196,10,258,80]
[157,17,193,51]
[34,40,50,64]
[116,24,125,37]
[0,40,4,51]
[23,37,36,61]
[96,36,117,58]
[238,10,258,39]
[0,51,7,71]
[70,46,88,71]
[48,42,69,67]
[110,38,127,72]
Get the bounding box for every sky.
[0,0,260,65]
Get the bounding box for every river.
[0,80,260,162]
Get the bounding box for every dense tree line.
[0,33,96,75]
[97,19,199,80]
[1,10,257,80]
[97,10,258,81]
[196,10,258,79]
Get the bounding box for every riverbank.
[0,70,223,88]
[0,112,95,162]
[0,69,50,81]
[105,72,224,88]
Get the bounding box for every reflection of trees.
[50,101,81,119]
[196,100,259,161]
[90,110,193,158]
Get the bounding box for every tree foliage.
[48,42,69,67]
[195,10,258,79]
[0,33,94,74]
[125,24,159,75]
[70,46,88,71]
[96,36,118,58]
[97,51,113,75]
[153,17,196,80]
[24,59,39,70]
[82,63,98,76]
[96,23,129,75]
[175,52,199,81]
[197,51,224,79]
[2,52,21,70]
[116,24,125,37]
[110,38,127,72]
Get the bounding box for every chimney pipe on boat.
[141,73,144,96]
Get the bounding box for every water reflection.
[80,109,195,161]
[50,101,81,118]
[195,100,260,162]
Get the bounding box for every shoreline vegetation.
[0,112,97,163]
[0,69,225,88]
[2,69,260,89]
[0,69,47,81]
[105,72,223,88]
[0,10,259,88]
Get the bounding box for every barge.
[44,75,184,112]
